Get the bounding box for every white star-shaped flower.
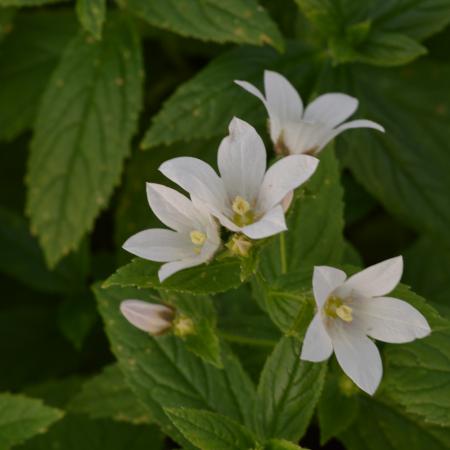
[159,117,318,240]
[235,70,384,155]
[300,256,431,395]
[123,183,221,282]
[120,300,174,335]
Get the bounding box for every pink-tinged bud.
[120,300,174,336]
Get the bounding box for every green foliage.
[119,0,284,50]
[69,364,152,424]
[166,408,259,450]
[255,337,326,442]
[76,0,106,40]
[26,15,143,267]
[0,393,63,449]
[0,11,77,141]
[0,0,66,5]
[141,43,320,148]
[264,440,308,450]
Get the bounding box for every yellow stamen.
[226,234,252,257]
[324,296,353,323]
[232,196,250,215]
[336,304,353,322]
[190,230,206,246]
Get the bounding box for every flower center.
[190,230,206,246]
[324,296,353,323]
[232,196,255,226]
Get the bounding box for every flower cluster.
[120,71,430,396]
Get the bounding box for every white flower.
[235,70,384,155]
[120,300,174,335]
[159,117,318,239]
[122,183,221,282]
[300,256,431,395]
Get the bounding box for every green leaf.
[69,364,152,424]
[254,336,326,442]
[0,0,67,6]
[382,321,450,427]
[317,371,359,444]
[340,397,450,450]
[0,7,15,43]
[164,292,222,367]
[331,60,450,245]
[259,147,344,281]
[26,16,143,267]
[0,393,63,449]
[264,440,308,450]
[120,0,283,50]
[95,284,256,447]
[404,237,450,305]
[76,0,106,40]
[16,416,164,450]
[0,10,77,141]
[166,408,258,450]
[0,207,89,294]
[104,257,244,295]
[141,43,320,148]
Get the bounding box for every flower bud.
[120,300,174,336]
[226,234,252,257]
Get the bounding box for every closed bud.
[120,300,174,336]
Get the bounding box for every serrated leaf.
[26,16,143,267]
[104,257,243,295]
[69,364,152,424]
[16,416,163,450]
[330,61,450,245]
[166,408,258,450]
[259,147,344,281]
[254,336,326,442]
[340,397,450,450]
[76,0,106,40]
[0,206,89,294]
[0,10,77,141]
[120,0,283,50]
[95,283,256,448]
[141,43,319,148]
[0,393,63,449]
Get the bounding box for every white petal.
[316,119,385,153]
[300,313,333,362]
[344,256,403,297]
[241,205,287,239]
[354,297,431,343]
[234,79,267,105]
[313,266,347,307]
[120,300,173,334]
[123,229,194,262]
[146,183,201,232]
[329,322,382,395]
[218,117,266,202]
[282,121,328,155]
[159,157,227,215]
[257,155,319,212]
[264,70,303,142]
[158,256,204,282]
[304,93,358,128]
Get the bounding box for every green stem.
[279,232,287,274]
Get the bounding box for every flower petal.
[218,117,266,202]
[159,157,227,215]
[316,119,385,153]
[344,256,403,297]
[353,296,431,343]
[257,154,319,212]
[300,313,333,362]
[146,183,202,232]
[304,93,358,128]
[329,322,383,395]
[241,205,287,239]
[158,256,204,282]
[120,300,173,334]
[234,79,267,105]
[282,120,328,155]
[313,266,347,307]
[123,229,194,262]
